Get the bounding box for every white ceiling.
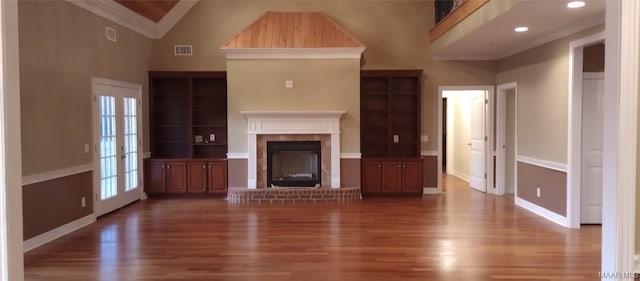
[432,0,606,60]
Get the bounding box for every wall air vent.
[106,27,117,42]
[174,45,193,56]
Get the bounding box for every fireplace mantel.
[241,111,346,189]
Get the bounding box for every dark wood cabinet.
[362,159,423,195]
[187,160,227,193]
[360,70,424,195]
[187,161,207,193]
[146,71,228,195]
[206,161,228,193]
[145,159,187,193]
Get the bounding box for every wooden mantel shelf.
[429,0,490,42]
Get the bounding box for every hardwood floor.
[24,175,601,281]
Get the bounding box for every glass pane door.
[99,96,117,200]
[123,97,138,192]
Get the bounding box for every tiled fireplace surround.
[227,111,361,203]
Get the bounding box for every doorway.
[567,32,605,228]
[439,87,491,193]
[92,78,143,217]
[496,83,517,196]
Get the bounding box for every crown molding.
[66,0,196,39]
[222,48,365,60]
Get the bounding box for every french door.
[93,78,142,217]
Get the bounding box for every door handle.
[120,155,126,159]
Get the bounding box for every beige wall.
[497,25,604,164]
[150,1,497,152]
[19,0,152,175]
[227,59,360,153]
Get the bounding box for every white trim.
[515,197,569,227]
[422,187,440,195]
[226,153,249,159]
[222,48,365,60]
[516,155,567,172]
[420,150,438,156]
[567,31,605,229]
[23,214,96,252]
[22,164,93,186]
[241,111,346,189]
[155,1,197,38]
[635,255,640,274]
[0,1,23,279]
[65,0,195,39]
[143,152,151,159]
[601,0,638,275]
[340,153,361,159]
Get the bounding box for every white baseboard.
[452,171,470,182]
[422,187,440,194]
[24,214,96,252]
[515,197,569,227]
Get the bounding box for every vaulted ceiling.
[114,0,179,23]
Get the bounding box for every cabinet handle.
[167,165,171,169]
[161,165,164,169]
[403,165,406,168]
[203,165,206,169]
[398,165,401,168]
[378,165,381,168]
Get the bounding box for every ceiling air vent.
[174,45,193,56]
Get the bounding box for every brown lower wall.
[22,171,93,240]
[422,156,438,187]
[228,158,361,188]
[228,158,248,188]
[517,161,567,216]
[340,158,361,187]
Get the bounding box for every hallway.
[24,175,601,281]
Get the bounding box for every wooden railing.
[429,0,490,42]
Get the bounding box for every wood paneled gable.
[221,12,365,49]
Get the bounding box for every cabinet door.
[361,160,382,193]
[207,161,228,193]
[187,161,207,193]
[381,161,402,192]
[166,161,187,193]
[145,159,166,193]
[401,160,422,193]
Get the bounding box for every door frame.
[567,31,605,229]
[91,77,144,217]
[495,82,518,196]
[437,85,494,194]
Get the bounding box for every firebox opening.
[267,141,321,187]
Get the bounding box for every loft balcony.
[429,0,605,60]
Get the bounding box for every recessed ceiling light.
[567,1,585,8]
[514,26,529,32]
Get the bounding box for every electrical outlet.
[81,197,86,207]
[536,187,541,198]
[285,80,294,88]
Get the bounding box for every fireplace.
[241,111,345,189]
[267,141,321,187]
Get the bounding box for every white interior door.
[93,78,142,217]
[580,73,604,224]
[469,92,486,192]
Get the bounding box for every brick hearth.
[227,187,361,203]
